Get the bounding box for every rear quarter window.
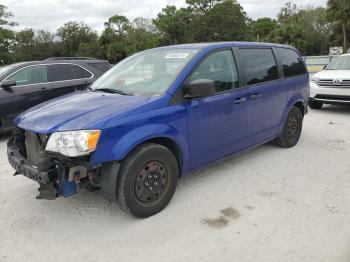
[48,64,92,82]
[278,48,306,77]
[86,62,111,73]
[239,48,279,85]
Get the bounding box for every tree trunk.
[342,20,348,53]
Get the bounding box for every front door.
[0,65,49,128]
[186,49,247,169]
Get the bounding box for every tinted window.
[278,48,306,77]
[74,66,93,78]
[48,64,92,82]
[7,65,47,86]
[189,50,239,93]
[49,64,75,81]
[87,62,111,72]
[239,48,279,85]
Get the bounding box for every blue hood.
[16,91,153,134]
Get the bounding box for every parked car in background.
[7,42,309,218]
[309,54,350,109]
[0,57,111,131]
[304,55,338,75]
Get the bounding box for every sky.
[3,0,327,33]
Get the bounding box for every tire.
[117,143,178,218]
[274,106,303,148]
[308,100,323,109]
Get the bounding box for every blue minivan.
[7,42,309,217]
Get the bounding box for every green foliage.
[154,0,249,44]
[57,21,98,56]
[252,18,278,42]
[0,1,348,64]
[267,3,332,55]
[327,0,350,51]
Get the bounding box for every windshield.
[326,56,350,70]
[91,49,199,96]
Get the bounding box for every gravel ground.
[1,105,350,262]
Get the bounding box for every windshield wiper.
[93,88,133,96]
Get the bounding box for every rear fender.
[278,94,306,133]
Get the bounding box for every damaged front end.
[7,128,103,200]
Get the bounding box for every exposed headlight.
[46,130,101,157]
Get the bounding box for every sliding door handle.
[234,97,246,104]
[249,93,262,99]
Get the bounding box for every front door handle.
[40,87,47,91]
[234,97,246,104]
[249,93,262,99]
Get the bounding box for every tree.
[57,21,97,57]
[0,4,16,26]
[127,18,157,52]
[270,3,331,55]
[153,6,190,44]
[13,29,35,61]
[101,15,130,46]
[0,4,16,64]
[252,18,278,42]
[327,0,350,52]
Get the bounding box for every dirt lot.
[1,105,350,262]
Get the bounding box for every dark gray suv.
[0,57,111,131]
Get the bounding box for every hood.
[313,70,350,80]
[16,91,153,134]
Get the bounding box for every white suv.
[309,54,350,109]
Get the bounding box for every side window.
[48,64,75,82]
[74,65,93,79]
[7,65,47,86]
[239,48,279,85]
[86,62,111,73]
[189,50,239,93]
[278,48,306,77]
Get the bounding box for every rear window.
[278,48,306,77]
[239,48,279,85]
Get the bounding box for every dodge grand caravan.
[7,42,309,218]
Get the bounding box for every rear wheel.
[308,100,323,109]
[274,106,303,148]
[117,143,178,218]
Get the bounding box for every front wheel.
[274,106,303,148]
[117,143,178,218]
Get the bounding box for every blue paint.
[61,175,77,198]
[15,42,309,177]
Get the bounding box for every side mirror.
[323,64,328,70]
[184,79,216,99]
[1,79,16,89]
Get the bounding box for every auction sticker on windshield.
[165,52,190,59]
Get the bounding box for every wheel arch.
[95,124,189,174]
[124,136,184,177]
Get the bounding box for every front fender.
[92,123,190,172]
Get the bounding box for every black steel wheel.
[117,143,178,218]
[134,160,170,207]
[274,106,303,148]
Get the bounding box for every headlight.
[310,76,319,84]
[46,130,101,157]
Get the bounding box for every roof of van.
[153,41,295,50]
